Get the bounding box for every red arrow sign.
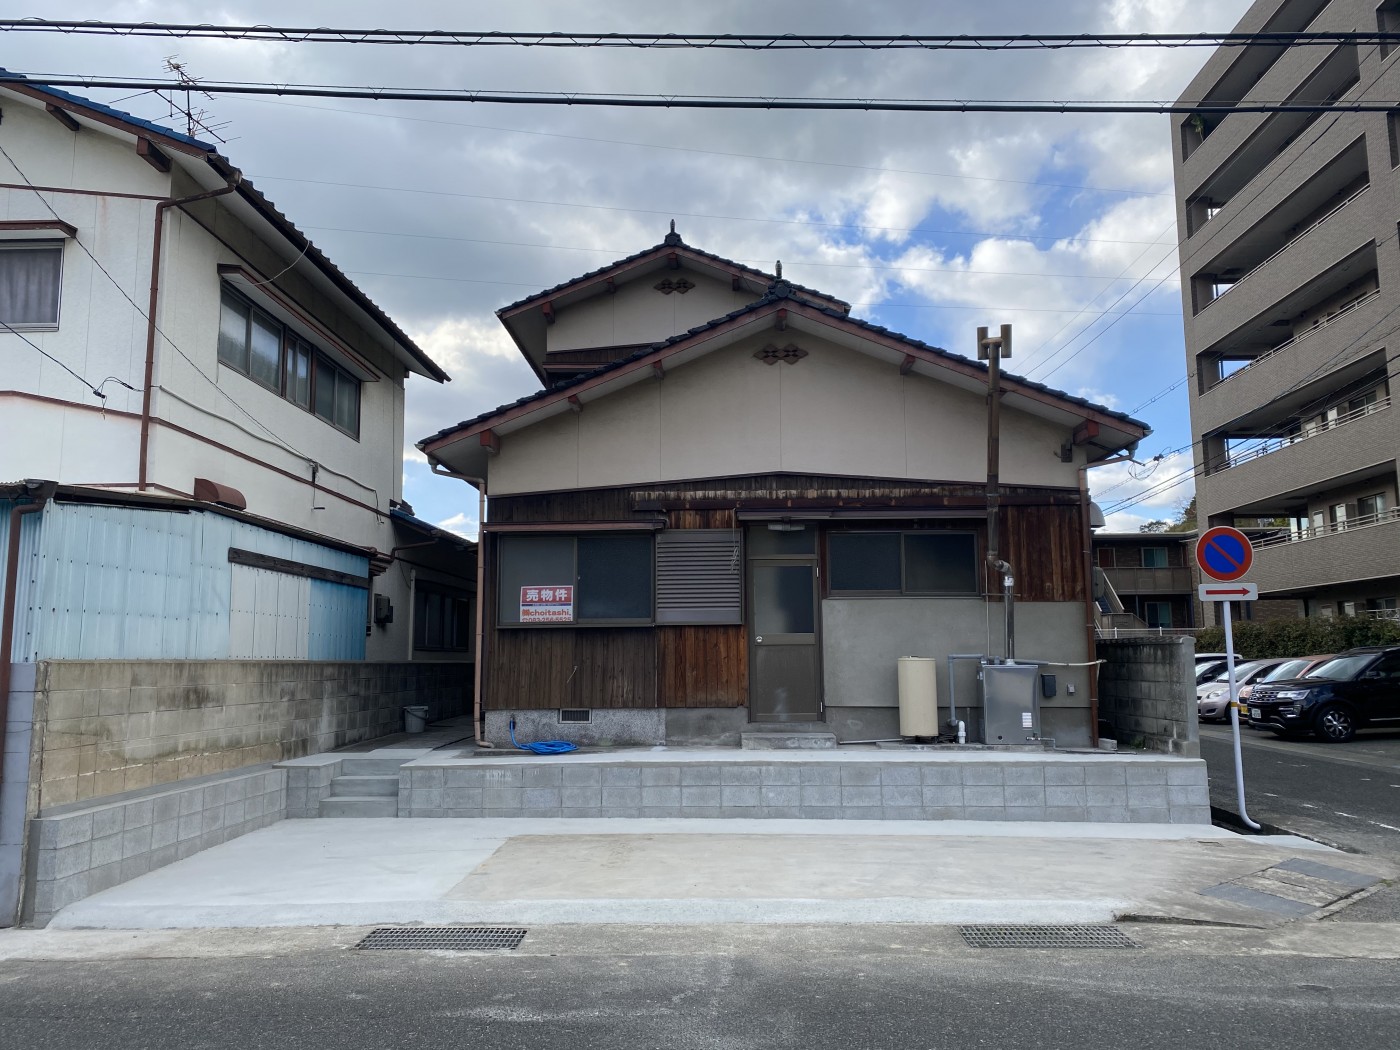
[1198,582,1258,601]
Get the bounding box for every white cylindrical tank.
[897,657,939,738]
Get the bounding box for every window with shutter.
[656,529,742,624]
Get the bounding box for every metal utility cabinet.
[980,662,1040,744]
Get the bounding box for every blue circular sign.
[1196,526,1253,582]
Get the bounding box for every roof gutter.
[138,172,243,490]
[0,481,55,789]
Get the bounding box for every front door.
[747,526,822,722]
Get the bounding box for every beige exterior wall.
[488,333,1084,495]
[546,268,758,353]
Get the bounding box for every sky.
[9,0,1256,537]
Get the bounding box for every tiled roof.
[0,68,215,150]
[495,234,849,315]
[420,285,1150,448]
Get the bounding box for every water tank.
[897,657,939,738]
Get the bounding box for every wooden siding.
[482,474,1089,713]
[487,625,656,710]
[1002,502,1086,603]
[658,625,748,708]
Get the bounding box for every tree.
[1139,520,1169,533]
[1165,496,1196,532]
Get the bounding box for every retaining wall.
[397,755,1212,824]
[28,660,469,810]
[1097,637,1199,756]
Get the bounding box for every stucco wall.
[547,268,756,353]
[821,599,1095,746]
[488,333,1085,495]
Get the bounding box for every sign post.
[1195,526,1261,831]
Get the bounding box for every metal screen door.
[747,551,822,722]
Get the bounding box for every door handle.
[755,636,763,643]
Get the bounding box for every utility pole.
[979,324,1013,657]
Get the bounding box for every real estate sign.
[520,585,574,623]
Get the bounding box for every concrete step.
[338,757,409,776]
[741,732,839,750]
[318,796,399,818]
[330,775,399,798]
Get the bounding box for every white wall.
[489,331,1085,494]
[547,268,757,353]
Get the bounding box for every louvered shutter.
[655,529,742,624]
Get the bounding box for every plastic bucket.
[403,705,429,733]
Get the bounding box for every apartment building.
[1173,0,1400,623]
[1093,532,1201,631]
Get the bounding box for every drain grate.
[356,927,527,951]
[958,924,1139,949]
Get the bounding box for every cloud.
[435,511,478,541]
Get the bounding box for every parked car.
[1194,653,1238,685]
[1196,659,1289,722]
[1238,655,1334,702]
[1247,646,1400,743]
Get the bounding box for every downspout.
[138,174,244,491]
[0,483,54,776]
[430,460,491,748]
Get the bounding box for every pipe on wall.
[0,482,55,783]
[138,174,243,491]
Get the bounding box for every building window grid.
[826,531,979,597]
[217,286,360,438]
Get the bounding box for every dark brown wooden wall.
[1002,502,1086,603]
[483,473,1088,712]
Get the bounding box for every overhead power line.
[7,74,1400,114]
[5,22,1400,49]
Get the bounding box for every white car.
[1197,659,1288,722]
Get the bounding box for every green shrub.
[1195,616,1400,659]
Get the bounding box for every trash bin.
[403,705,429,733]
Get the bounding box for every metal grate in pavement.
[958,924,1139,949]
[356,927,527,951]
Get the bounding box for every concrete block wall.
[22,765,285,926]
[399,757,1212,825]
[1097,637,1199,756]
[29,660,469,810]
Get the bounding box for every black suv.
[1247,646,1400,743]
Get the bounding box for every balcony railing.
[1252,507,1400,550]
[1201,186,1369,311]
[1209,289,1381,390]
[1215,394,1390,473]
[1095,627,1200,639]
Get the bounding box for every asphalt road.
[2,926,1399,1050]
[1199,720,1400,921]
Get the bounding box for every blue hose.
[509,717,578,755]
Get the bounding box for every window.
[1358,493,1388,522]
[0,243,63,328]
[1144,601,1172,628]
[497,533,654,626]
[414,584,472,650]
[828,531,978,596]
[217,287,360,437]
[1141,546,1169,568]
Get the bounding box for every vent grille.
[559,708,591,723]
[356,927,527,951]
[957,925,1139,949]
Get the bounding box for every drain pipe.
[0,482,54,776]
[430,460,491,748]
[139,174,243,490]
[945,653,986,732]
